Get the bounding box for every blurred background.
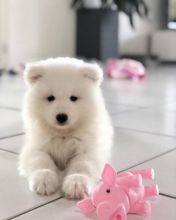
[0,0,176,73]
[0,2,176,219]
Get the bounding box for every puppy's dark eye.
[70,96,78,102]
[106,189,111,193]
[47,95,55,102]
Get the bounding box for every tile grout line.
[110,106,153,116]
[119,147,176,173]
[114,126,176,138]
[106,101,148,108]
[108,105,157,116]
[104,93,176,108]
[108,99,176,116]
[110,107,143,115]
[7,186,176,220]
[8,194,176,220]
[7,196,64,220]
[159,192,176,200]
[0,106,21,112]
[107,104,155,113]
[0,133,25,140]
[0,148,18,155]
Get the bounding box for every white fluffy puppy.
[19,58,113,199]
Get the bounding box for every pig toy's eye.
[106,189,111,193]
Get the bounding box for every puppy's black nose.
[56,113,68,124]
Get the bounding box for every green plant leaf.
[71,0,78,8]
[71,0,83,8]
[113,0,148,27]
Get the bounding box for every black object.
[8,69,17,75]
[0,69,3,76]
[159,0,168,29]
[76,9,118,61]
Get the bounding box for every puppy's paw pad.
[62,174,90,200]
[29,169,59,195]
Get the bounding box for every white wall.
[0,0,9,68]
[0,0,162,67]
[118,0,160,56]
[152,30,176,61]
[118,12,152,55]
[7,0,75,67]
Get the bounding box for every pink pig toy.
[105,58,146,80]
[77,164,158,220]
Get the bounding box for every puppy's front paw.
[62,174,91,200]
[29,169,59,195]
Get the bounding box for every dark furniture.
[76,9,118,61]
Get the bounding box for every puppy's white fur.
[19,58,113,199]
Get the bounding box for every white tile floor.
[0,64,176,220]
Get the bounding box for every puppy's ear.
[81,63,103,85]
[24,63,44,86]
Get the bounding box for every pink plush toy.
[77,164,158,220]
[105,59,146,80]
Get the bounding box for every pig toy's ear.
[101,164,117,186]
[77,198,95,213]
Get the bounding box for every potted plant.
[76,0,102,9]
[72,0,148,27]
[72,0,148,61]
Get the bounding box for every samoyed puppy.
[19,58,113,199]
